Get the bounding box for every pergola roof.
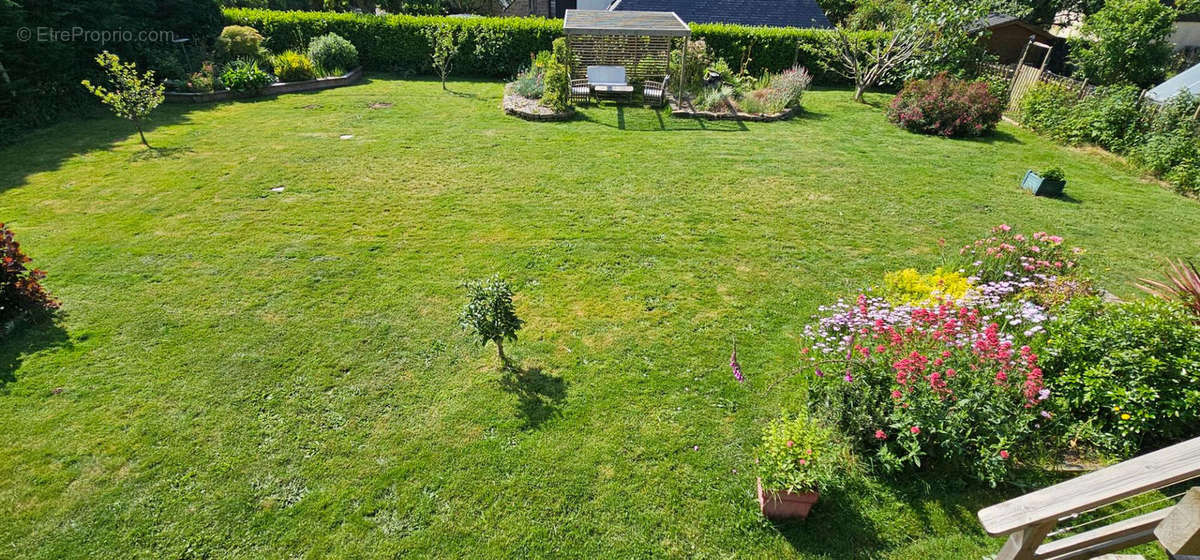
[563,9,691,37]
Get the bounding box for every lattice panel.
[566,35,672,83]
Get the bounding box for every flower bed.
[669,101,800,122]
[164,67,363,104]
[502,89,575,121]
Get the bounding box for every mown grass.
[1,76,1197,559]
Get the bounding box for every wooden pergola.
[562,9,691,101]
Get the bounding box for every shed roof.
[563,9,691,37]
[1147,61,1200,103]
[969,12,1055,40]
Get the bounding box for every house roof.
[970,12,1055,40]
[608,0,831,29]
[563,9,691,36]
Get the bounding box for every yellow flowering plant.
[883,268,971,306]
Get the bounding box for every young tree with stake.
[81,52,165,148]
[427,24,463,91]
[460,276,524,365]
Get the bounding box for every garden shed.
[562,9,691,100]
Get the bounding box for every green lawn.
[2,76,1198,559]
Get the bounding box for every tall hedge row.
[223,8,882,83]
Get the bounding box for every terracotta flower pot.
[757,477,820,520]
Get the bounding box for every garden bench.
[585,65,633,103]
[977,436,1200,560]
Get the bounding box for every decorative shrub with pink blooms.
[957,224,1084,285]
[887,73,1003,138]
[803,295,1052,485]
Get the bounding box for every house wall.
[987,25,1052,64]
[1171,22,1200,51]
[499,0,552,17]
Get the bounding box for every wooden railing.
[977,437,1200,560]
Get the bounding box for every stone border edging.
[164,67,364,104]
[502,90,575,122]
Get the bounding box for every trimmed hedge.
[223,8,883,84]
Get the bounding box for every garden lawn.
[2,76,1198,559]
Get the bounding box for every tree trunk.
[854,84,866,103]
[136,124,151,148]
[495,338,506,364]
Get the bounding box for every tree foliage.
[426,24,463,90]
[460,276,524,364]
[1070,0,1176,88]
[81,52,165,148]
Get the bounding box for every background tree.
[427,24,463,90]
[81,52,165,148]
[460,276,524,365]
[1069,0,1176,88]
[832,1,955,102]
[902,0,993,81]
[818,0,859,25]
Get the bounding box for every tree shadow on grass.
[498,360,567,430]
[968,129,1023,144]
[0,317,70,392]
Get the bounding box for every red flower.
[999,450,1010,460]
[910,426,920,435]
[874,429,887,440]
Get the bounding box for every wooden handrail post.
[997,520,1057,560]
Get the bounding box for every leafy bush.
[887,73,1003,137]
[1040,166,1066,182]
[220,59,274,92]
[669,39,715,95]
[1041,297,1200,455]
[308,32,360,75]
[223,8,885,83]
[770,65,813,108]
[697,86,735,112]
[217,25,267,62]
[1069,0,1175,88]
[1019,82,1079,137]
[459,276,524,363]
[882,268,970,306]
[757,412,848,494]
[0,223,59,324]
[1062,86,1143,152]
[272,51,316,82]
[539,38,571,112]
[1130,93,1200,195]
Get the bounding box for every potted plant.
[756,412,845,521]
[1022,166,1067,197]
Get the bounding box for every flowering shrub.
[883,268,970,306]
[757,412,848,493]
[1,223,59,324]
[804,295,1051,485]
[887,73,1003,138]
[957,225,1082,284]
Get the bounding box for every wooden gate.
[1007,37,1054,113]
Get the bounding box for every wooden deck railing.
[978,437,1200,560]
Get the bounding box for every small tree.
[1070,0,1176,88]
[831,19,934,102]
[81,52,165,148]
[427,24,463,91]
[460,276,524,364]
